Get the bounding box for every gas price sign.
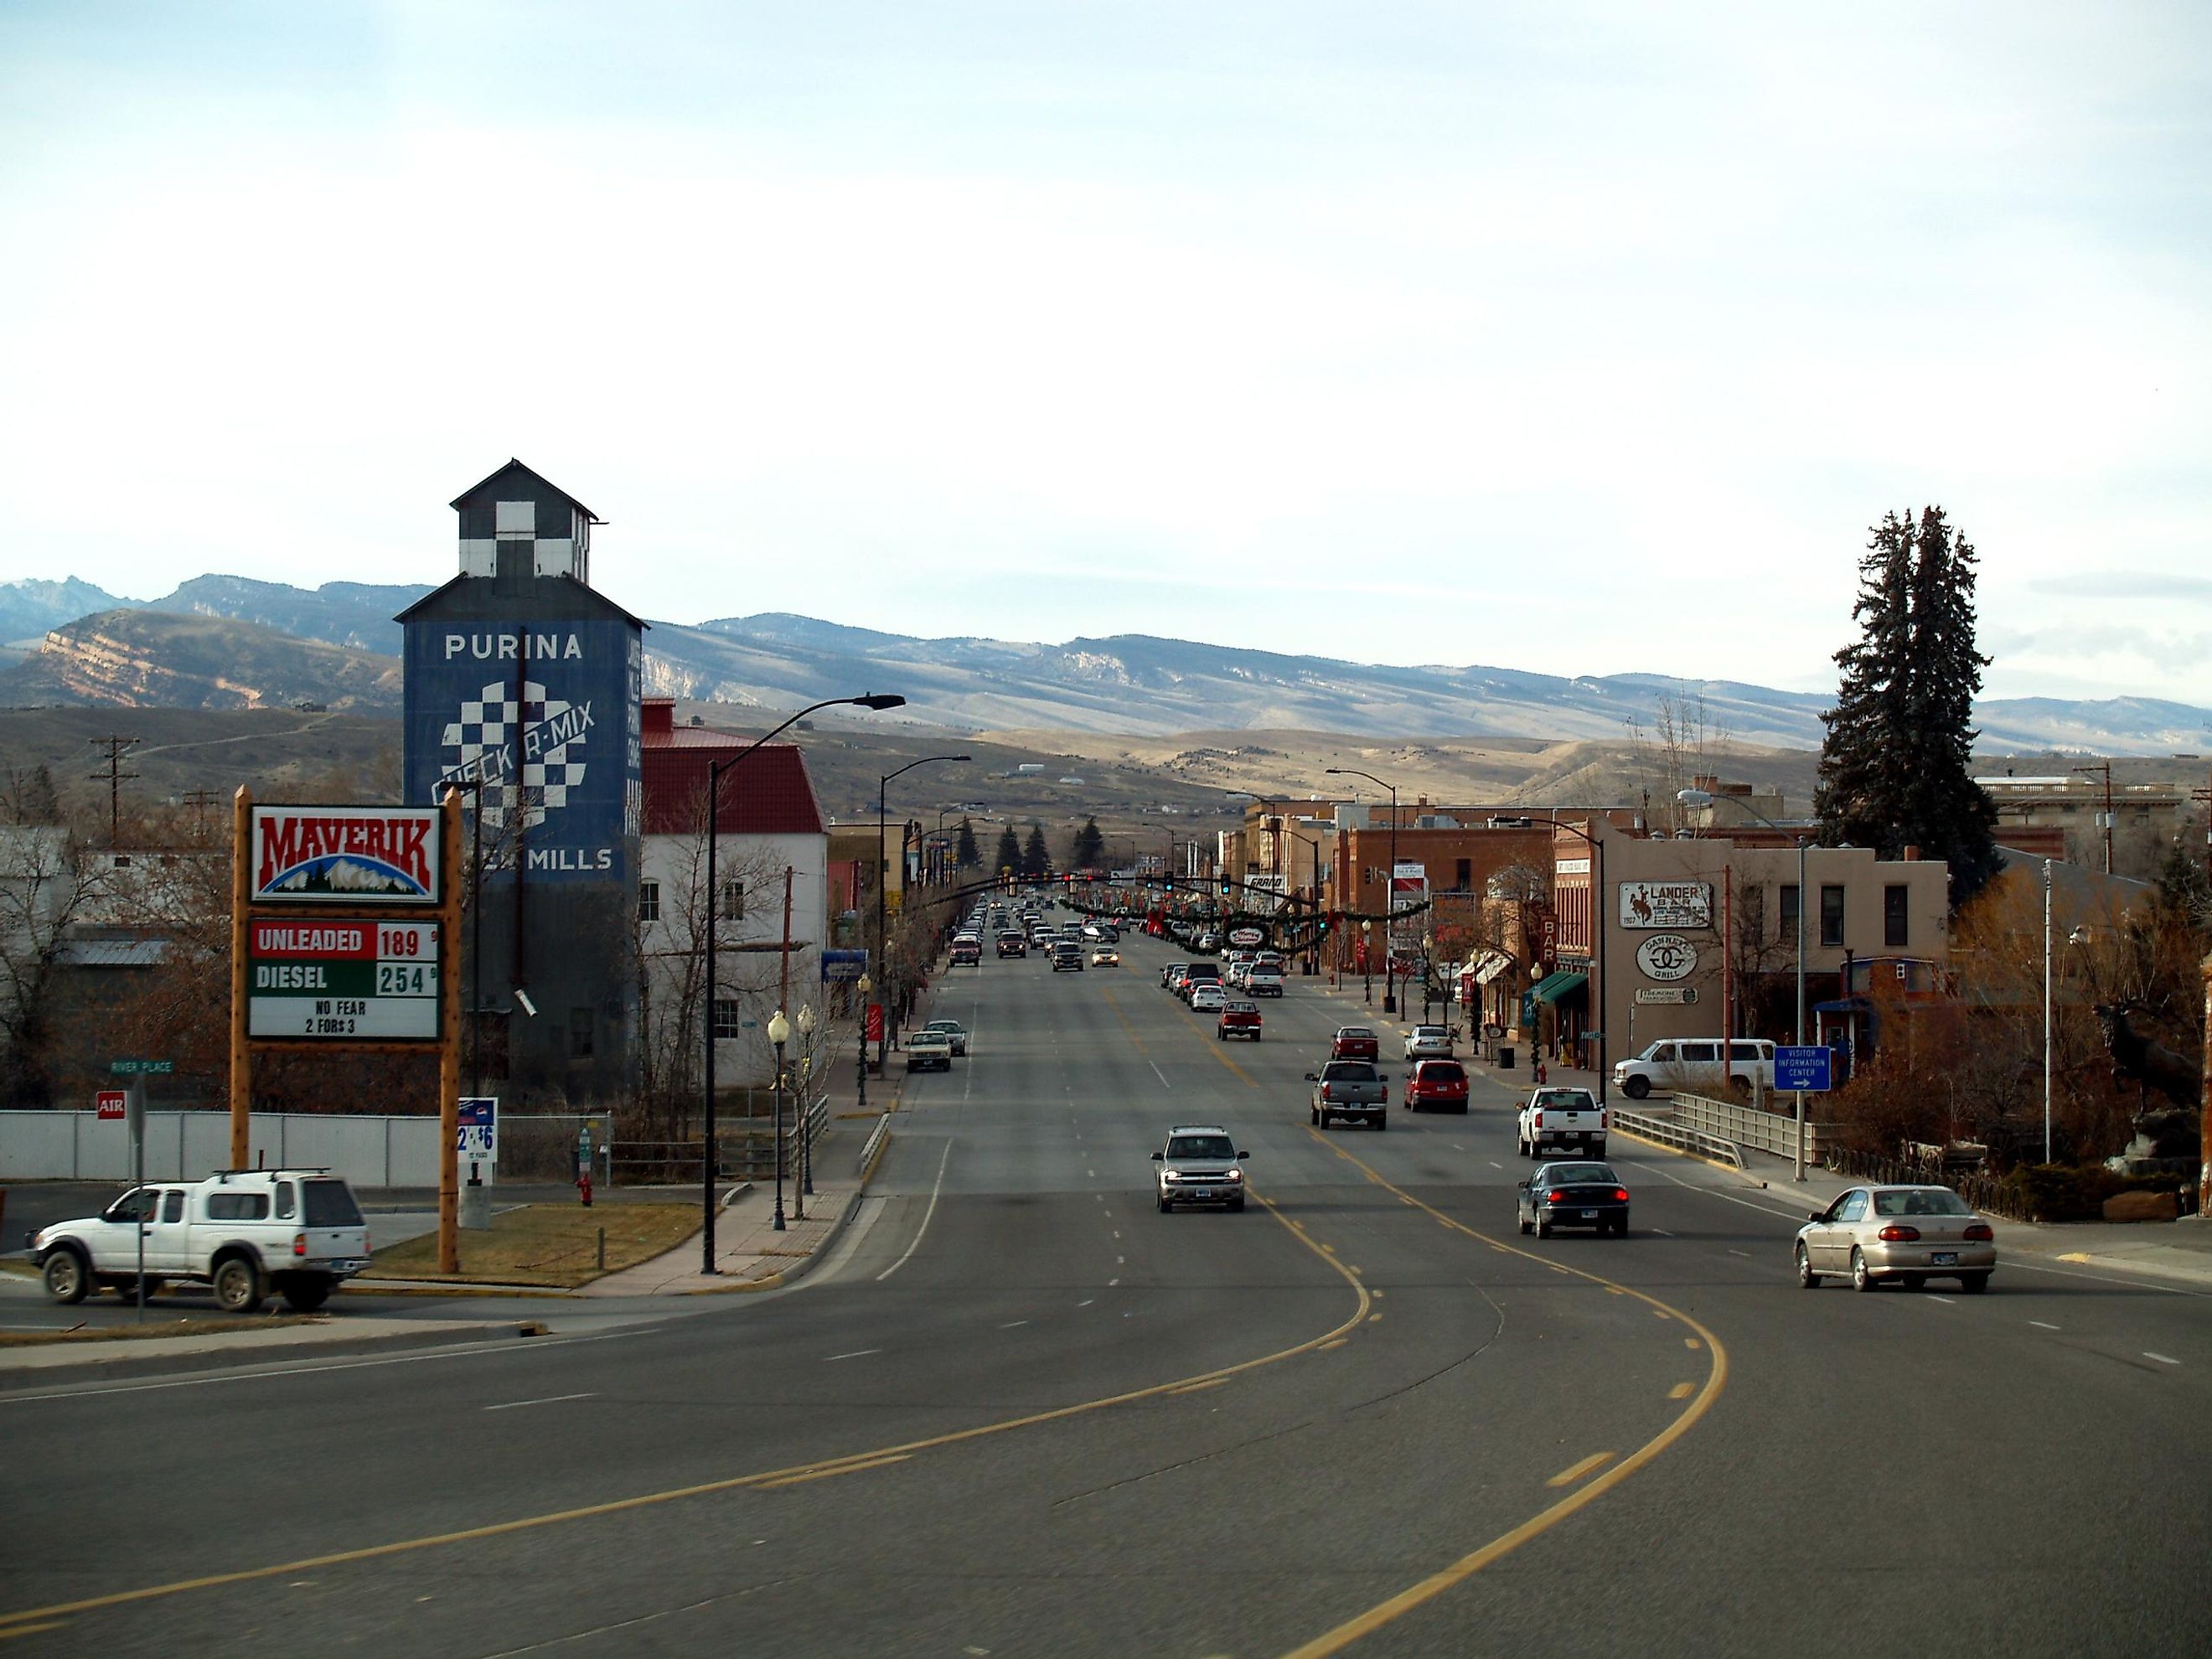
[247,919,441,1041]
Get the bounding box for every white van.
[1612,1037,1775,1100]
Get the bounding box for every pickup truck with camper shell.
[30,1169,371,1314]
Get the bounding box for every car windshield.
[1339,1028,1374,1039]
[1167,1135,1235,1160]
[1873,1188,1972,1217]
[1545,1164,1618,1186]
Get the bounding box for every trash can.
[1497,1047,1515,1070]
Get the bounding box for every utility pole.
[88,736,139,847]
[2072,760,2114,875]
[178,786,220,840]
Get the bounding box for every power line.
[87,735,139,848]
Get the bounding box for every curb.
[0,1319,554,1391]
[687,1190,863,1295]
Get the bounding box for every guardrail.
[1670,1093,1835,1163]
[1610,1107,1746,1170]
[858,1112,892,1180]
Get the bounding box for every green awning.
[1530,969,1587,1005]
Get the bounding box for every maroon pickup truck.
[1217,1000,1263,1041]
[1330,1026,1380,1062]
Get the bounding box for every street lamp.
[797,1004,817,1202]
[1361,918,1373,1004]
[767,1007,790,1232]
[877,753,971,1068]
[1422,930,1435,1023]
[1678,788,1804,1177]
[1288,830,1322,975]
[700,691,905,1274]
[1327,767,1400,1014]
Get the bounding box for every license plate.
[330,1259,366,1272]
[1931,1251,1957,1265]
[1580,1210,1599,1219]
[1191,1189,1212,1201]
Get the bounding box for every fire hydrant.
[576,1168,594,1207]
[1533,1057,1548,1085]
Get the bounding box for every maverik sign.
[402,622,642,884]
[253,806,442,905]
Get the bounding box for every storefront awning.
[1466,948,1515,985]
[1530,969,1587,1005]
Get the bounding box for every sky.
[2,2,2208,706]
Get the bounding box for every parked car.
[920,1019,969,1056]
[1330,1026,1381,1062]
[906,1031,954,1072]
[1517,1161,1631,1238]
[1308,1060,1388,1129]
[1612,1037,1776,1099]
[1153,1124,1249,1212]
[1403,1057,1469,1113]
[1403,1025,1455,1060]
[1162,963,1190,991]
[1217,1000,1262,1041]
[32,1170,370,1313]
[1795,1185,1995,1292]
[1517,1088,1605,1157]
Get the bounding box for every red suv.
[1404,1058,1470,1114]
[1330,1026,1380,1062]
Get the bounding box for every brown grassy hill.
[0,609,403,714]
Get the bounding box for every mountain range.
[3,576,2206,754]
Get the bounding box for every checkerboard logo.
[439,677,593,830]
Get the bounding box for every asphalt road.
[3,918,2207,1656]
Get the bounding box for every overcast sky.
[3,2,2206,705]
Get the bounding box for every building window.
[1455,858,1473,890]
[568,1006,595,1059]
[1820,884,1845,948]
[713,998,742,1040]
[638,879,660,923]
[721,879,746,920]
[1741,886,1765,943]
[1779,884,1800,943]
[1884,884,1909,948]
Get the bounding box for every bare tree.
[1624,688,1733,835]
[0,822,101,1104]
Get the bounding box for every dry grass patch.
[361,1204,699,1288]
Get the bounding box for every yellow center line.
[758,1454,912,1490]
[1275,1136,1729,1659]
[1668,1382,1695,1400]
[1168,1377,1231,1396]
[0,1184,1370,1635]
[0,1623,68,1641]
[1546,1451,1616,1489]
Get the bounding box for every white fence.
[1,1110,444,1189]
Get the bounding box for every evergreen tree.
[1070,816,1106,871]
[1021,823,1052,879]
[955,817,982,870]
[993,824,1021,878]
[1814,506,1999,907]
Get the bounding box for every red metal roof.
[642,729,826,836]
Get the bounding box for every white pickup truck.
[1517,1088,1607,1159]
[30,1169,372,1314]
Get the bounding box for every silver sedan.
[1796,1185,1996,1293]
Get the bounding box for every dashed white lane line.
[1000,1320,1029,1329]
[876,1135,954,1284]
[1078,1299,1094,1307]
[2030,1320,2061,1331]
[1488,1161,1503,1170]
[1726,1248,1750,1258]
[483,1393,595,1412]
[2145,1352,2182,1366]
[1109,1278,1119,1287]
[1149,1061,1171,1090]
[1650,1227,1674,1237]
[1925,1294,1956,1304]
[1112,1230,1120,1240]
[824,1350,882,1362]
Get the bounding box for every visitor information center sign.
[247,919,441,1040]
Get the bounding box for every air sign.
[247,920,441,1040]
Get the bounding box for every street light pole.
[700,692,904,1274]
[2043,856,2053,1165]
[855,971,872,1113]
[1361,919,1372,1004]
[1327,767,1400,1014]
[877,753,972,1070]
[1543,815,1610,1108]
[797,1003,817,1203]
[767,1008,789,1231]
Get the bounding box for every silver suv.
[1151,1125,1249,1212]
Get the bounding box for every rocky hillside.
[0,610,404,712]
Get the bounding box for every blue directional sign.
[819,949,871,984]
[1775,1045,1833,1092]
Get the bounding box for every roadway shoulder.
[0,1317,554,1390]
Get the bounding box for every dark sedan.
[1517,1161,1631,1238]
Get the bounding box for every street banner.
[865,1003,884,1043]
